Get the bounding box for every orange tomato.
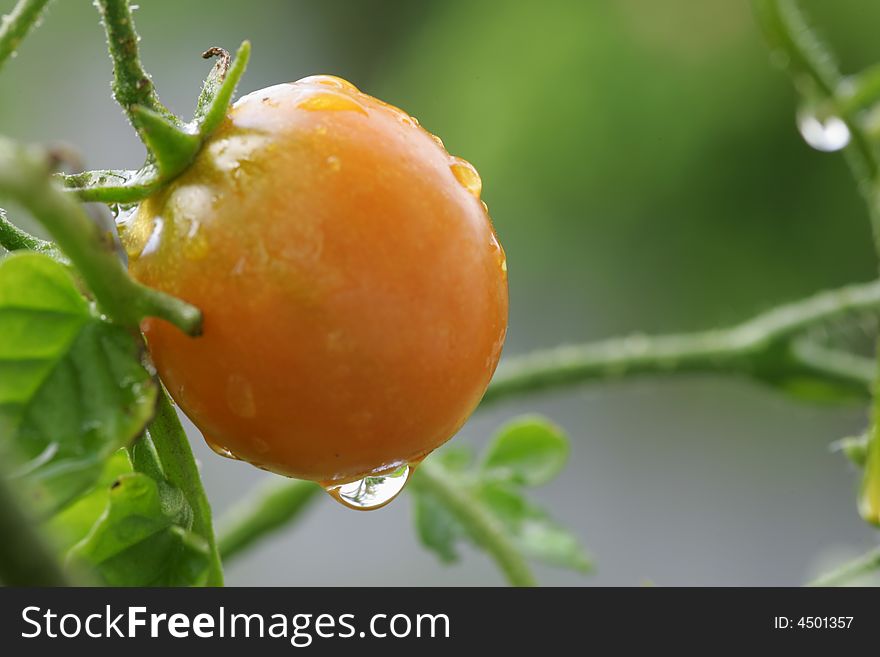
[122,75,508,499]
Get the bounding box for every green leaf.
[45,449,132,552]
[67,472,209,586]
[479,482,592,573]
[413,488,461,563]
[482,415,569,487]
[0,253,157,514]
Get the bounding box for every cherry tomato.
[122,75,508,491]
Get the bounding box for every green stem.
[411,460,537,587]
[807,547,880,586]
[0,138,201,334]
[94,0,173,126]
[146,388,223,586]
[860,361,880,525]
[754,0,880,529]
[59,166,162,204]
[0,466,72,586]
[217,479,322,562]
[0,0,52,71]
[481,278,880,407]
[752,0,879,202]
[836,63,880,117]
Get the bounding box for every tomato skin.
[123,75,508,485]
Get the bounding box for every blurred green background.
[3,0,880,585]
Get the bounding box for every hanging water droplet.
[796,108,850,152]
[324,464,411,510]
[205,436,239,460]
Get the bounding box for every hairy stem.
[754,0,880,528]
[410,460,537,587]
[59,166,162,204]
[753,0,879,210]
[0,0,51,71]
[0,139,201,334]
[217,479,322,562]
[482,278,880,407]
[0,466,72,586]
[807,547,880,586]
[94,0,172,125]
[146,389,223,586]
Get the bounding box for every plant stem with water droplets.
[752,1,879,212]
[94,0,174,126]
[481,277,880,408]
[754,0,880,528]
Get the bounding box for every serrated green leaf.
[413,488,461,563]
[68,472,209,586]
[0,253,157,514]
[479,482,592,573]
[482,415,569,487]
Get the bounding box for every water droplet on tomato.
[205,436,239,460]
[298,92,367,115]
[299,75,360,92]
[797,107,850,152]
[323,464,411,510]
[450,158,482,198]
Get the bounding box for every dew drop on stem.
[796,107,850,152]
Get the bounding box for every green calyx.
[61,39,251,205]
